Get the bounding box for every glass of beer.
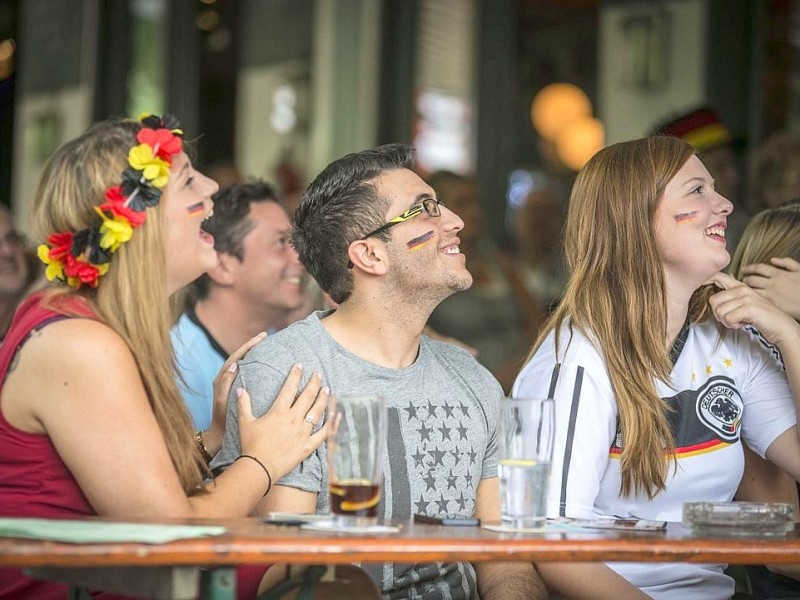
[497,397,555,529]
[327,394,386,526]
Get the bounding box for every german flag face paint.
[673,211,699,224]
[186,201,205,217]
[406,230,434,251]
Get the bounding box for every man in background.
[0,204,38,341]
[172,180,306,431]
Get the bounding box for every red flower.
[100,187,147,228]
[47,232,74,260]
[64,258,102,287]
[136,128,183,164]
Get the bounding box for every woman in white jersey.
[514,136,800,599]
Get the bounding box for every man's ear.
[205,252,238,286]
[347,239,388,275]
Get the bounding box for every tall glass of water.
[497,397,555,529]
[327,394,386,526]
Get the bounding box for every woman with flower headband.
[513,136,800,599]
[0,115,332,598]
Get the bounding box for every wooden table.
[3,517,800,598]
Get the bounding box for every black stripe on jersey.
[547,364,561,399]
[745,324,785,370]
[559,366,584,517]
[669,318,690,367]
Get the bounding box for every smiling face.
[226,200,305,318]
[654,154,734,294]
[164,153,219,294]
[0,209,28,299]
[374,168,472,301]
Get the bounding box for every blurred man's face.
[699,145,740,206]
[0,210,28,299]
[436,180,483,244]
[232,201,305,318]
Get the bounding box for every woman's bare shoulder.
[18,316,132,364]
[2,316,144,433]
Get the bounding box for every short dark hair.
[190,180,280,301]
[292,143,415,304]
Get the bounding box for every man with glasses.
[213,144,544,599]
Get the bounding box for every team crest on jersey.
[695,375,743,441]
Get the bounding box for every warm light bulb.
[530,83,592,142]
[0,39,15,62]
[554,116,605,171]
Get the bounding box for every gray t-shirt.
[213,310,501,599]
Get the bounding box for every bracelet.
[195,431,212,465]
[236,454,272,497]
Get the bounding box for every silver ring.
[305,414,316,426]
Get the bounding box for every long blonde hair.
[528,136,708,499]
[31,118,206,494]
[729,202,800,278]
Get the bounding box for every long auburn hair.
[31,118,206,494]
[527,136,716,498]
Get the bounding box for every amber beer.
[327,394,387,526]
[329,479,381,517]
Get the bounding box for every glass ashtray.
[683,502,795,537]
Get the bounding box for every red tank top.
[0,293,266,599]
[0,293,96,520]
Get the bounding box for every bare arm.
[472,477,547,600]
[473,479,648,598]
[735,443,800,580]
[708,273,800,480]
[253,484,319,517]
[736,443,799,510]
[536,564,651,599]
[2,319,328,519]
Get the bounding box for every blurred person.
[728,202,800,599]
[509,179,569,315]
[213,144,544,599]
[748,130,800,212]
[736,200,800,319]
[275,148,306,217]
[652,106,751,252]
[173,180,306,434]
[0,114,332,598]
[0,205,37,340]
[426,170,542,392]
[514,136,800,599]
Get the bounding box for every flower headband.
[37,113,184,289]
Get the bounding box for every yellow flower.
[95,207,134,251]
[37,244,65,281]
[128,144,170,188]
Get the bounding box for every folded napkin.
[0,517,226,544]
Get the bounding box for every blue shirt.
[171,309,226,430]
